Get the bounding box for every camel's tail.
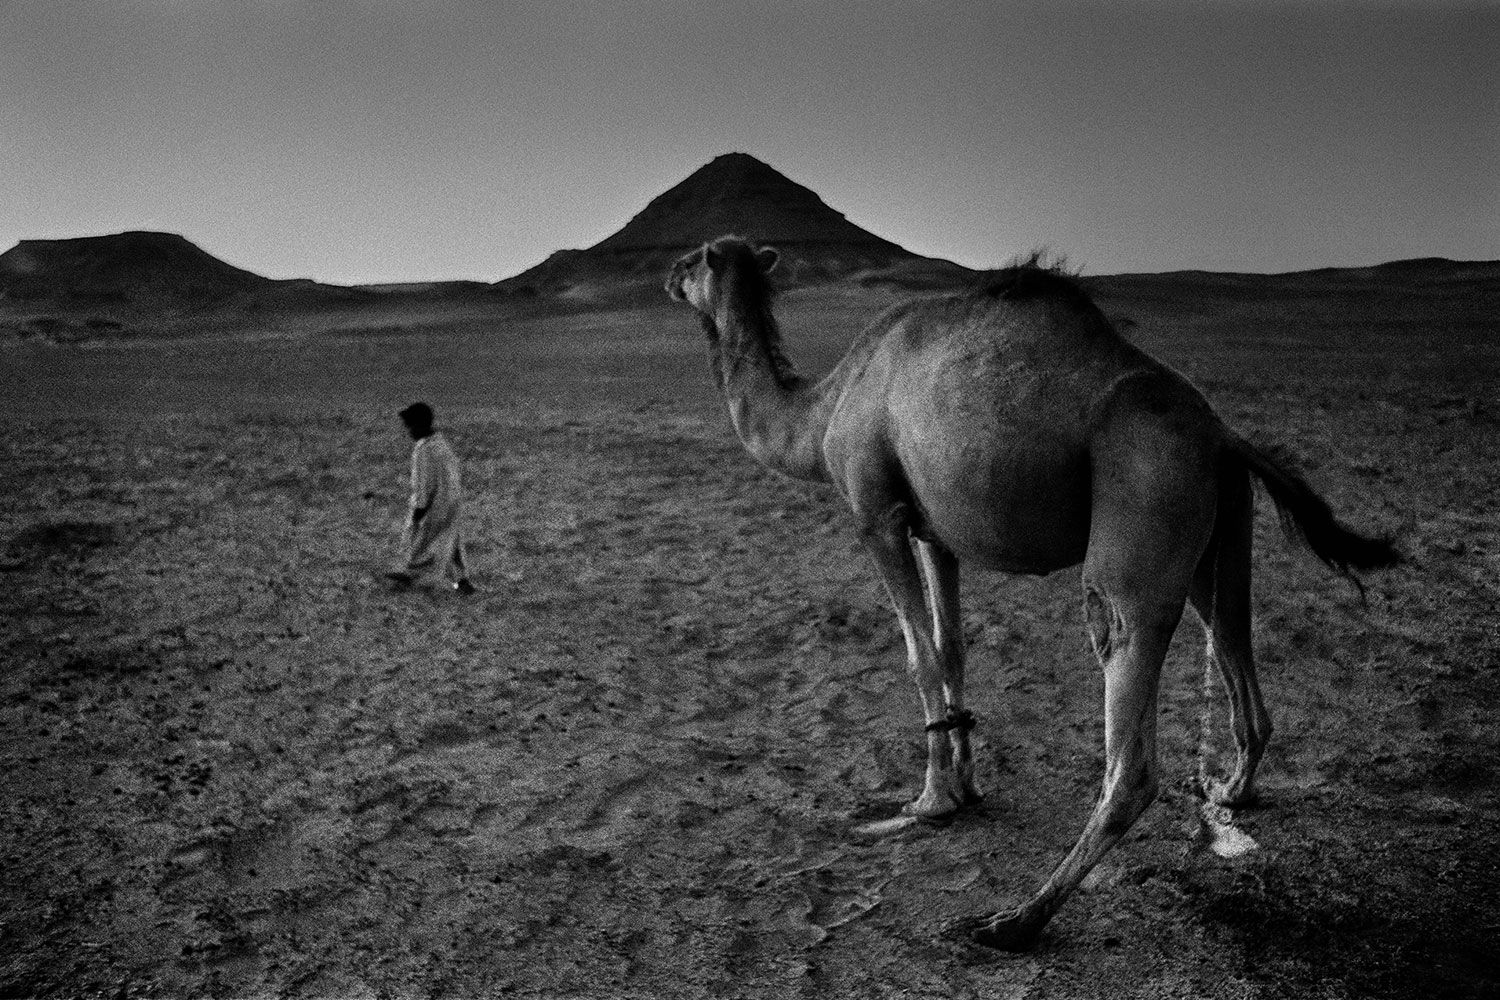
[1228,435,1400,579]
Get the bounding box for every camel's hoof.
[1208,779,1259,810]
[902,772,973,821]
[901,796,960,823]
[948,911,1044,953]
[941,912,1042,953]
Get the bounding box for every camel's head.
[665,236,779,314]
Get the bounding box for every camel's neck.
[706,291,834,484]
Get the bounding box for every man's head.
[399,402,434,439]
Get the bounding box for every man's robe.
[402,432,465,578]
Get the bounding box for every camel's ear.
[704,246,724,273]
[756,246,780,274]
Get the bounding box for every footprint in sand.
[800,870,887,941]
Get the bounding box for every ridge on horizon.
[0,231,392,337]
[3,151,1496,307]
[0,230,271,297]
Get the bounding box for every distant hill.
[1087,256,1500,308]
[0,231,273,310]
[0,231,521,342]
[0,231,515,314]
[498,152,972,298]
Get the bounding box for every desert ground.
[2,275,1497,998]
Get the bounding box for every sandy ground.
[1,292,1498,998]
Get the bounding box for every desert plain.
[2,263,1498,998]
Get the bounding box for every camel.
[665,235,1398,951]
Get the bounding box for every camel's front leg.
[915,539,982,806]
[860,508,969,819]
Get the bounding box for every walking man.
[387,402,476,594]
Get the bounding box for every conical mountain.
[500,153,969,297]
[594,152,908,254]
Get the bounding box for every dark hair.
[399,402,433,430]
[975,251,1092,305]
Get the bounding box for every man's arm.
[410,443,435,524]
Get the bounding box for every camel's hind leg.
[915,539,982,805]
[962,585,1184,950]
[958,389,1216,950]
[1189,468,1272,807]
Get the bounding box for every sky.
[3,0,1497,284]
